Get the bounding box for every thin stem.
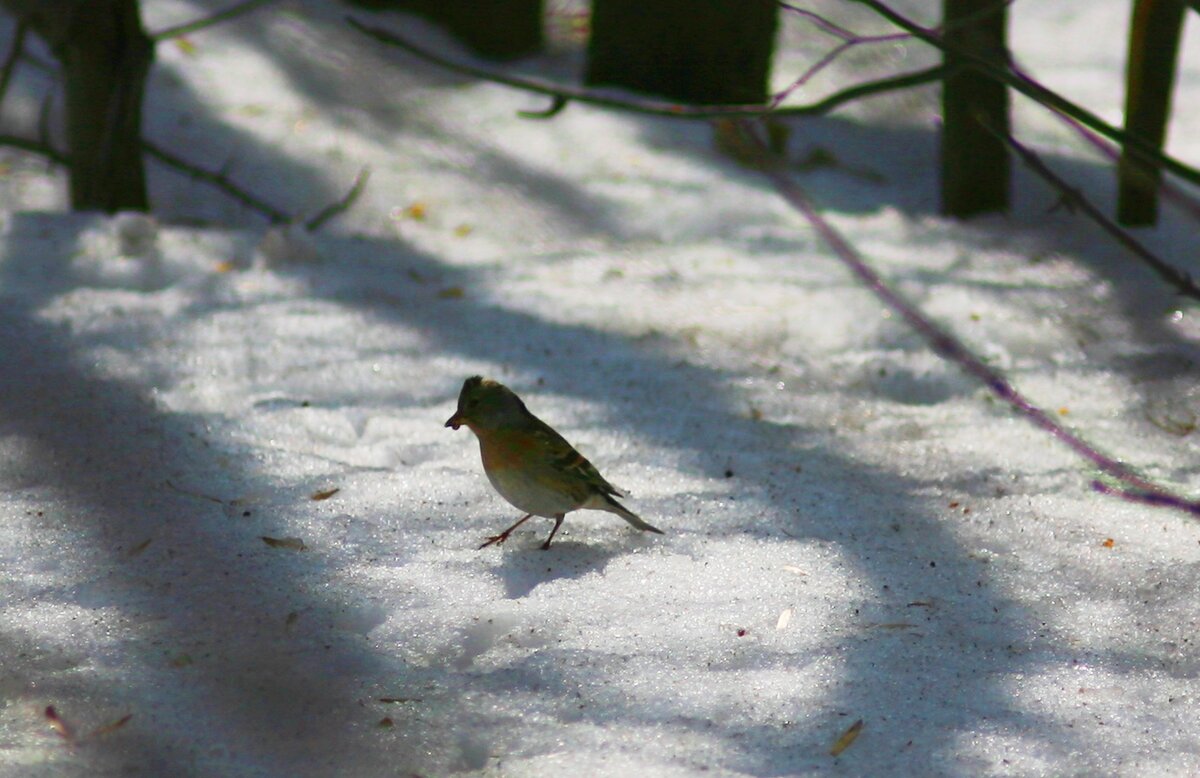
[736,118,1197,514]
[347,16,946,119]
[0,133,66,164]
[150,0,280,41]
[852,0,1200,186]
[305,166,370,231]
[985,122,1200,301]
[143,139,290,223]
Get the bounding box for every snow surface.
[2,1,1200,775]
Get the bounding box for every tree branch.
[984,122,1200,301]
[150,0,281,41]
[142,139,290,223]
[852,0,1200,186]
[0,133,66,164]
[347,16,948,120]
[735,118,1200,517]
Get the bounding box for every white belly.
[485,466,579,517]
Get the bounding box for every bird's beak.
[445,412,463,430]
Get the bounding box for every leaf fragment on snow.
[310,487,340,501]
[91,714,133,738]
[127,538,153,557]
[829,718,863,757]
[44,706,73,740]
[261,536,307,551]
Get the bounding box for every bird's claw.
[479,533,509,549]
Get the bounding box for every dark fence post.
[585,0,777,105]
[940,0,1010,218]
[1117,0,1187,226]
[3,0,153,212]
[348,0,544,60]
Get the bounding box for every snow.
[1,0,1199,775]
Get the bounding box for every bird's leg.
[479,513,534,549]
[540,514,566,550]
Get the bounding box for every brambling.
[445,376,664,549]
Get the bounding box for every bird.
[445,376,664,549]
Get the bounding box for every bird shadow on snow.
[489,540,624,600]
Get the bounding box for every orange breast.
[479,433,538,471]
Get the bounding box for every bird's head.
[445,376,528,432]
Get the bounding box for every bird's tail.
[598,494,664,535]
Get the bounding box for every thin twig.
[305,166,370,231]
[984,122,1200,301]
[0,133,66,164]
[1024,64,1200,225]
[780,0,1016,37]
[0,21,27,113]
[165,479,229,505]
[347,16,947,119]
[768,5,913,110]
[0,132,299,225]
[852,0,1200,186]
[142,139,291,223]
[769,32,912,110]
[151,0,281,41]
[778,3,858,38]
[736,118,1200,516]
[518,95,569,120]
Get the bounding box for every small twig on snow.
[305,166,370,231]
[142,139,291,223]
[518,95,569,120]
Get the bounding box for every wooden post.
[2,0,153,212]
[940,0,1010,218]
[585,0,777,105]
[1117,0,1187,226]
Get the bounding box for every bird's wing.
[525,414,624,499]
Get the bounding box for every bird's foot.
[479,532,510,549]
